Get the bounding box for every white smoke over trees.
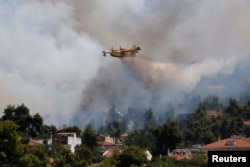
[1,0,250,127]
[0,0,102,124]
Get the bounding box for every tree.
[107,120,121,138]
[125,130,156,151]
[32,113,43,133]
[43,124,57,140]
[228,116,245,135]
[118,146,148,167]
[27,145,48,167]
[203,131,216,144]
[82,124,98,149]
[154,119,182,155]
[0,120,25,165]
[183,104,211,144]
[120,118,128,133]
[14,104,33,132]
[210,116,222,139]
[2,104,44,138]
[18,154,41,167]
[143,108,157,130]
[74,145,94,166]
[99,146,148,167]
[224,98,242,117]
[48,143,72,167]
[98,148,121,167]
[2,104,15,121]
[61,125,82,137]
[203,96,224,111]
[220,117,231,138]
[29,113,44,138]
[81,125,101,163]
[242,101,250,120]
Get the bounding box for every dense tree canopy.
[154,119,182,155]
[0,95,250,166]
[2,104,44,138]
[183,104,213,144]
[126,130,156,152]
[0,120,26,165]
[118,146,148,167]
[82,124,98,149]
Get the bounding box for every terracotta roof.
[202,137,250,151]
[98,141,116,146]
[120,133,128,138]
[206,110,222,118]
[244,121,250,126]
[28,139,43,146]
[99,134,106,137]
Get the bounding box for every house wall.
[67,136,81,153]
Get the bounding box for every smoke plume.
[1,0,250,127]
[0,0,102,124]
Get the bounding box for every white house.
[57,132,81,153]
[146,150,152,161]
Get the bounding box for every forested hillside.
[1,96,250,166]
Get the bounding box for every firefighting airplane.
[103,45,141,58]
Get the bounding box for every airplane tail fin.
[132,45,141,53]
[103,51,107,57]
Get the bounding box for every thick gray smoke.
[72,0,250,127]
[1,0,250,127]
[0,0,102,125]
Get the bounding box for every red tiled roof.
[28,140,43,146]
[120,133,128,138]
[98,141,116,146]
[202,137,250,151]
[99,134,106,138]
[206,110,222,118]
[244,121,250,126]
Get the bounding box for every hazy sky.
[1,0,250,126]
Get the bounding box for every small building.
[146,150,152,161]
[102,147,121,157]
[28,139,44,146]
[169,149,192,160]
[244,121,250,126]
[98,134,117,154]
[190,144,202,152]
[206,110,222,118]
[120,132,128,138]
[99,141,116,154]
[202,135,250,152]
[57,132,81,153]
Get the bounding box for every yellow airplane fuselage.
[112,49,134,57]
[103,45,140,57]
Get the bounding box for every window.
[226,140,236,146]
